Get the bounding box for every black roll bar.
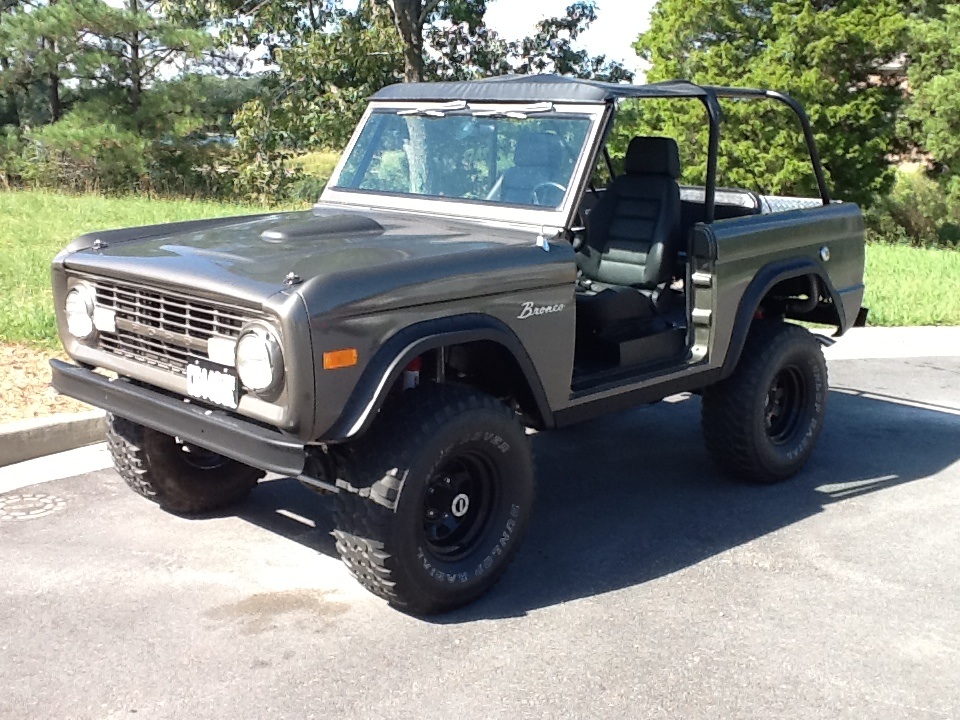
[704,86,832,207]
[700,89,723,224]
[607,84,831,224]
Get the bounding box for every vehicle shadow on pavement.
[436,387,960,622]
[235,478,339,556]
[231,387,960,621]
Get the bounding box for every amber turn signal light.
[323,348,358,370]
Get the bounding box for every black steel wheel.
[765,366,807,445]
[333,384,535,615]
[106,414,263,514]
[702,321,828,483]
[421,452,498,561]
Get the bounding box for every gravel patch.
[0,343,92,423]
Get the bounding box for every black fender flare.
[721,258,844,378]
[324,314,554,440]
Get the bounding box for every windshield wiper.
[397,101,467,117]
[471,102,555,119]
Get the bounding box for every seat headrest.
[624,136,681,179]
[514,132,564,169]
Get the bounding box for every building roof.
[371,74,713,105]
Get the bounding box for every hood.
[61,205,572,312]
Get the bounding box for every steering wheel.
[530,181,567,207]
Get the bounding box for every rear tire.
[333,384,535,615]
[702,321,828,483]
[106,414,263,514]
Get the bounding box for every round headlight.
[65,285,95,339]
[235,326,284,396]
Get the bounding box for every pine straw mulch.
[0,342,93,424]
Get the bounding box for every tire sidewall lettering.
[413,500,525,585]
[763,341,827,467]
[409,430,528,588]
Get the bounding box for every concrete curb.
[0,410,106,467]
[820,326,960,361]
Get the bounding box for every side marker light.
[323,348,358,370]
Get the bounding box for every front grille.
[80,275,259,376]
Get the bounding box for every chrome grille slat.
[80,274,258,376]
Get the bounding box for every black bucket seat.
[576,136,683,337]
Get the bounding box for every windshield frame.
[320,100,608,228]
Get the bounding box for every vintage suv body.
[51,75,865,613]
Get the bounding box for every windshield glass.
[332,110,593,209]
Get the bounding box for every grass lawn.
[864,243,960,326]
[0,190,957,348]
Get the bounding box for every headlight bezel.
[64,282,96,340]
[235,323,285,400]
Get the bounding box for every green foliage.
[0,0,108,124]
[24,111,148,192]
[634,0,907,207]
[165,0,336,59]
[268,6,404,149]
[903,6,960,182]
[868,167,960,248]
[223,98,304,204]
[0,128,25,188]
[1,0,211,129]
[165,75,265,134]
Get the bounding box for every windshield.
[332,110,593,209]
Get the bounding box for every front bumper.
[51,360,307,477]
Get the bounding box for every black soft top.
[371,74,711,104]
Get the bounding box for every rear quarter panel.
[708,202,865,363]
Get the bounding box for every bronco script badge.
[517,301,565,319]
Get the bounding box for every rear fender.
[722,258,844,378]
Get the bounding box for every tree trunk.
[401,35,425,82]
[44,0,61,122]
[47,69,61,122]
[128,0,142,119]
[0,57,21,130]
[387,0,427,82]
[44,36,61,122]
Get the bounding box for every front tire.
[702,321,828,483]
[333,385,535,615]
[106,414,264,514]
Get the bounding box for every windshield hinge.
[473,102,554,119]
[397,100,467,117]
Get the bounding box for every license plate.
[186,360,239,409]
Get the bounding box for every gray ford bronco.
[51,75,866,614]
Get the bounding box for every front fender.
[322,314,553,441]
